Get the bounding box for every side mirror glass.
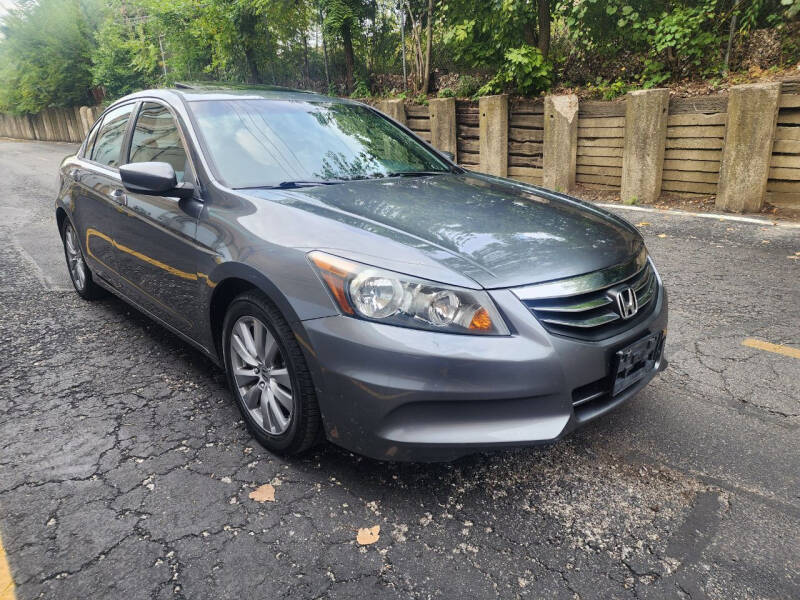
[120,162,194,199]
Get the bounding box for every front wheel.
[223,291,321,454]
[61,220,105,300]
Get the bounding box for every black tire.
[61,219,106,300]
[222,290,321,455]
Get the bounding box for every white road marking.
[596,203,800,229]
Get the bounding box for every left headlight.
[308,251,509,335]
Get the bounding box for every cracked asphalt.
[1,139,799,600]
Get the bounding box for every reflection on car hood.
[247,172,644,289]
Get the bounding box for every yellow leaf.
[657,233,667,238]
[356,525,380,545]
[635,222,650,227]
[249,484,275,503]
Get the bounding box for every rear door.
[113,101,205,337]
[70,102,137,286]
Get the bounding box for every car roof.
[118,84,354,105]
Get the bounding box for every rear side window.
[129,102,188,183]
[91,103,135,167]
[82,120,102,159]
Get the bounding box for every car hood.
[246,173,643,289]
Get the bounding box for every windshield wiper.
[385,171,449,178]
[276,180,346,189]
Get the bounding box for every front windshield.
[189,99,451,188]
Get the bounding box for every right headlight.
[308,251,509,335]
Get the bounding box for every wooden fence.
[2,81,799,212]
[380,80,800,212]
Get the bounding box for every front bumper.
[300,283,668,462]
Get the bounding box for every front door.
[70,102,136,285]
[113,101,205,337]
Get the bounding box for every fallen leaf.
[635,221,650,227]
[657,233,667,238]
[356,525,380,545]
[249,484,276,503]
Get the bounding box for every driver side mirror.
[120,161,194,200]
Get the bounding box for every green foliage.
[477,46,551,97]
[351,78,371,97]
[437,87,455,98]
[454,74,483,98]
[0,0,100,114]
[412,92,428,105]
[586,77,630,100]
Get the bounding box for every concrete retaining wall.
[0,105,104,143]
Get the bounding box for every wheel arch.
[207,263,305,361]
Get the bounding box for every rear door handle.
[110,188,127,206]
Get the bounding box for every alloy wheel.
[64,223,87,291]
[229,316,294,435]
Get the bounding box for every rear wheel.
[223,291,321,454]
[61,220,105,300]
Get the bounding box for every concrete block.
[479,94,509,177]
[716,83,780,213]
[543,94,578,192]
[379,99,406,126]
[621,89,670,204]
[428,97,457,161]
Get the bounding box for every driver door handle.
[110,187,127,206]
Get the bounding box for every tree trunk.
[537,0,550,58]
[422,0,433,93]
[342,21,355,93]
[302,30,310,86]
[319,6,330,88]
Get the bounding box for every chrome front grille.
[512,249,659,340]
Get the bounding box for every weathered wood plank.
[578,137,625,148]
[455,100,478,112]
[457,125,479,138]
[662,170,719,184]
[457,113,479,126]
[769,167,800,180]
[458,139,479,153]
[770,154,800,168]
[667,113,727,126]
[668,96,728,114]
[577,146,624,157]
[577,155,623,167]
[781,80,800,95]
[578,126,625,138]
[775,126,800,141]
[577,117,625,128]
[509,155,543,168]
[407,118,430,131]
[779,94,800,108]
[576,174,621,186]
[663,158,720,173]
[773,139,800,154]
[766,180,800,192]
[777,111,800,125]
[509,128,544,142]
[415,131,431,142]
[510,98,544,114]
[580,182,620,190]
[661,179,718,194]
[665,148,722,161]
[766,191,800,207]
[578,100,626,118]
[406,105,429,118]
[667,125,726,138]
[576,165,623,176]
[510,114,544,128]
[665,137,724,149]
[509,141,543,156]
[508,166,544,178]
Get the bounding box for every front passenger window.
[129,103,189,183]
[91,103,135,167]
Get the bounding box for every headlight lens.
[309,251,509,335]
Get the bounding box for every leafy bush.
[477,46,552,97]
[454,74,483,98]
[351,79,371,98]
[437,87,455,98]
[586,77,630,99]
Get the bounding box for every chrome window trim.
[511,247,648,301]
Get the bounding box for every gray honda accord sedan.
[55,85,667,461]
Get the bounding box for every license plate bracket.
[612,332,664,396]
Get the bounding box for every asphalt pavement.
[0,139,798,600]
